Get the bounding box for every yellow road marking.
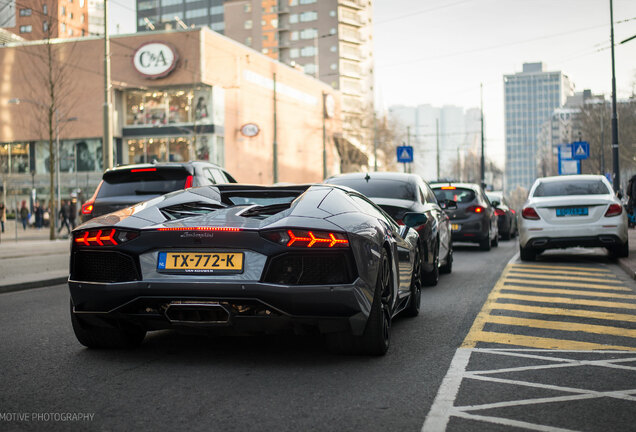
[490,303,636,323]
[507,271,621,284]
[485,314,636,338]
[498,293,636,310]
[462,331,636,351]
[508,268,619,277]
[502,285,636,300]
[504,277,631,291]
[511,264,611,273]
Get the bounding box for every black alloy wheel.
[422,241,439,286]
[480,229,492,251]
[440,241,453,274]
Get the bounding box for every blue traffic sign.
[571,141,589,160]
[397,146,414,163]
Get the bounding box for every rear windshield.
[328,179,416,200]
[98,169,189,198]
[532,180,610,197]
[433,187,476,203]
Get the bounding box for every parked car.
[80,162,237,222]
[486,191,518,240]
[69,184,423,355]
[430,182,499,251]
[325,172,453,285]
[518,175,628,261]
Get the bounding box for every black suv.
[81,162,236,222]
[430,182,499,251]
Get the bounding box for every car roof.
[533,174,607,183]
[326,172,420,183]
[107,161,224,173]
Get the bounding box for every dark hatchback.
[81,162,236,222]
[325,172,453,285]
[431,182,499,251]
[486,191,518,240]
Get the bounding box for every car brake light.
[467,205,484,214]
[131,168,157,173]
[184,175,193,188]
[73,229,139,246]
[441,186,456,190]
[261,229,349,248]
[157,226,241,232]
[81,180,103,215]
[495,208,505,216]
[511,209,516,214]
[605,204,622,217]
[522,207,540,220]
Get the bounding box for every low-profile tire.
[519,244,536,261]
[326,249,392,356]
[609,240,629,259]
[422,242,439,286]
[491,231,499,247]
[502,229,511,241]
[439,242,453,274]
[70,300,146,349]
[479,231,491,251]
[404,250,422,317]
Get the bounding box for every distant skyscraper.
[136,0,226,32]
[88,0,104,35]
[504,62,573,193]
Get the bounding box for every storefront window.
[126,134,221,165]
[168,90,191,124]
[125,87,213,127]
[168,137,190,162]
[4,143,30,173]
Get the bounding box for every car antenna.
[364,173,370,182]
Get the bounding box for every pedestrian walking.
[20,201,29,230]
[58,200,72,236]
[0,202,5,233]
[69,199,77,229]
[35,201,44,229]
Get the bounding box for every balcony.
[338,0,365,10]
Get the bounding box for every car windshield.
[532,179,610,197]
[433,187,476,203]
[328,179,416,200]
[98,169,190,198]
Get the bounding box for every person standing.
[58,200,72,236]
[20,200,29,230]
[35,201,44,229]
[0,202,5,233]
[69,199,77,229]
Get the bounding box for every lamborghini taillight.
[73,229,138,246]
[261,229,349,248]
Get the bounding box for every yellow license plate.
[158,252,244,273]
[451,224,461,231]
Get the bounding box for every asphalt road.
[1,240,634,431]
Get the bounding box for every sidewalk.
[618,227,636,280]
[0,220,71,293]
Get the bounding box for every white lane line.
[421,348,471,432]
[451,411,578,432]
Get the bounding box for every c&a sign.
[133,42,178,79]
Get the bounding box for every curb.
[0,276,68,294]
[618,258,636,280]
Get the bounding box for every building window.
[244,3,251,13]
[290,31,298,41]
[290,48,299,58]
[244,20,252,29]
[262,48,268,54]
[299,11,317,22]
[185,8,207,18]
[300,0,316,4]
[300,46,316,57]
[61,23,66,32]
[68,28,73,36]
[138,0,158,11]
[303,63,316,74]
[43,4,47,14]
[329,10,336,17]
[210,22,224,31]
[61,6,65,15]
[81,14,85,23]
[43,21,48,31]
[289,14,297,23]
[19,25,32,33]
[80,0,85,7]
[299,28,317,39]
[70,12,73,19]
[245,36,252,46]
[162,0,181,7]
[210,5,223,14]
[19,8,32,16]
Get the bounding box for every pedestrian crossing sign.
[571,141,589,160]
[397,146,414,163]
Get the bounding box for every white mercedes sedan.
[519,175,628,261]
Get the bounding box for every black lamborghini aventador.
[69,184,423,355]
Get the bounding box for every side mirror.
[617,191,624,200]
[440,200,457,210]
[403,212,427,227]
[491,200,500,207]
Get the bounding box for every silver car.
[518,175,628,261]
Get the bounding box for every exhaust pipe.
[532,239,548,247]
[164,301,230,325]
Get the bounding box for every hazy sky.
[109,0,636,166]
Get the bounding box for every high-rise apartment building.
[504,62,573,193]
[224,0,374,170]
[87,0,103,35]
[136,0,226,32]
[0,0,89,40]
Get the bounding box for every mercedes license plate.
[556,207,588,217]
[451,224,461,231]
